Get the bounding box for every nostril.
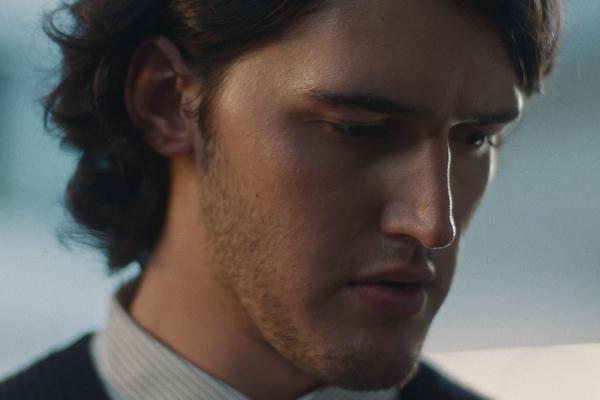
[380,203,454,248]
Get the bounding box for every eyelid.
[449,126,505,150]
[318,116,391,126]
[323,121,391,137]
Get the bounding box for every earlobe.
[124,37,197,158]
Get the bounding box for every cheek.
[213,107,363,281]
[228,112,367,228]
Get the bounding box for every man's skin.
[125,0,522,399]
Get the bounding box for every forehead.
[235,0,522,122]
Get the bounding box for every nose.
[379,138,456,250]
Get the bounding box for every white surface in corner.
[427,342,600,400]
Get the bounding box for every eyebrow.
[302,89,521,125]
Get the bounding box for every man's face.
[193,0,521,390]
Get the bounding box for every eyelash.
[327,123,390,139]
[453,131,504,150]
[324,122,503,151]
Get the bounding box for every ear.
[124,37,199,157]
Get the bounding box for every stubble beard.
[197,148,424,392]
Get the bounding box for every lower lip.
[349,283,427,317]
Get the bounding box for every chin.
[320,349,421,391]
[292,335,424,392]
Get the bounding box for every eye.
[327,123,390,139]
[451,129,503,150]
[464,132,487,148]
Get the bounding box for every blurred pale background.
[1,1,599,398]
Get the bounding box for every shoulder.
[0,334,110,400]
[400,361,489,400]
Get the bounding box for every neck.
[129,158,321,400]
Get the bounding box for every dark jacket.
[0,334,486,399]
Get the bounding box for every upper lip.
[351,264,435,286]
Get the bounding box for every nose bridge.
[381,138,456,249]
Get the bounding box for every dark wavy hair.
[44,0,561,272]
